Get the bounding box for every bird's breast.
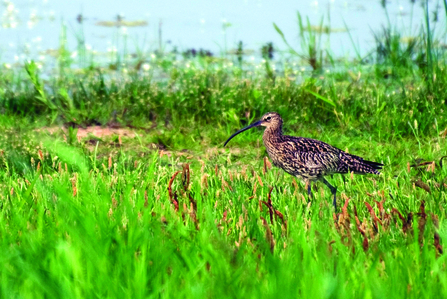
[264,139,296,169]
[262,137,323,181]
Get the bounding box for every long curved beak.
[224,120,263,146]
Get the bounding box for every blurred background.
[1,0,443,70]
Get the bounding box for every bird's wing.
[285,137,341,173]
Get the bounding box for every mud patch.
[38,126,136,138]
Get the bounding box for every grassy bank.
[0,64,446,296]
[0,130,446,298]
[1,60,446,140]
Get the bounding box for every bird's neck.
[263,125,283,142]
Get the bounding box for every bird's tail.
[338,153,383,175]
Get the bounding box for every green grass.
[1,59,447,298]
[0,125,446,298]
[1,60,447,141]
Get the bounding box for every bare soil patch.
[37,126,136,139]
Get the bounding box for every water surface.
[0,0,443,67]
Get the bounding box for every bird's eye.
[266,116,272,121]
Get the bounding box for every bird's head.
[259,112,282,128]
[224,112,282,146]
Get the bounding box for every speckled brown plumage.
[224,112,383,210]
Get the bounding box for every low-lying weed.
[0,124,445,297]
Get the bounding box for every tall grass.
[1,60,444,143]
[0,127,445,297]
[274,12,331,71]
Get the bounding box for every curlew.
[224,112,383,210]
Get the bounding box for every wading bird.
[224,112,383,210]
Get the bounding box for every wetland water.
[0,0,443,66]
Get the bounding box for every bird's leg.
[307,181,312,198]
[305,180,313,206]
[321,177,337,211]
[274,170,283,195]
